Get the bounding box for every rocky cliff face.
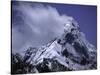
[11,20,97,74]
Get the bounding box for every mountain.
[11,20,97,74]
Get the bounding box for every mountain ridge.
[11,20,97,74]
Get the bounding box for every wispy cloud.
[12,2,73,53]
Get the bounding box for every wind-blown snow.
[12,2,73,53]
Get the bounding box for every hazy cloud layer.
[12,2,73,53]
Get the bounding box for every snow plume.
[12,1,74,53]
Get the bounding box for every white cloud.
[12,2,73,53]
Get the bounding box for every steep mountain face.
[11,20,97,74]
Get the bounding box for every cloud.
[12,2,73,53]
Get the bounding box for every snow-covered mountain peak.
[12,19,97,73]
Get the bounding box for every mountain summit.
[11,20,97,74]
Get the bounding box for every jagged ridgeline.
[11,19,97,74]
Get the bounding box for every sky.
[11,1,97,53]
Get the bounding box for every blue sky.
[12,1,97,52]
[44,2,97,47]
